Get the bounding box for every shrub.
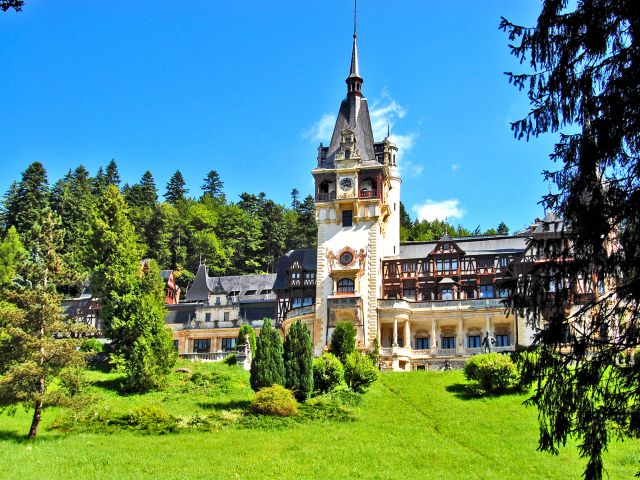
[251,384,298,417]
[250,319,285,391]
[124,405,178,434]
[329,321,357,363]
[464,353,518,394]
[313,353,345,394]
[284,321,314,400]
[80,338,103,354]
[223,353,237,365]
[237,324,257,355]
[344,352,379,393]
[58,367,88,397]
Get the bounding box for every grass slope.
[0,362,637,479]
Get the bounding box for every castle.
[165,21,565,371]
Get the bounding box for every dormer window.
[244,290,256,296]
[345,149,351,159]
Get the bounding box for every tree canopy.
[501,1,640,478]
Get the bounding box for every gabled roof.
[273,248,317,289]
[385,235,528,261]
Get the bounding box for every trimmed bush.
[464,353,518,394]
[344,352,379,393]
[313,353,345,394]
[284,321,314,400]
[124,405,178,434]
[237,324,257,355]
[80,338,103,354]
[329,321,357,363]
[250,318,285,391]
[251,384,298,417]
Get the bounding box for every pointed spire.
[346,0,363,95]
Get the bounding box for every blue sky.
[0,1,556,232]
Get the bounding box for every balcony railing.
[316,192,336,202]
[285,305,315,321]
[378,345,515,358]
[378,298,504,310]
[179,352,230,362]
[359,189,380,199]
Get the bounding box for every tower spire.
[346,0,363,95]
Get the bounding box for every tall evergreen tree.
[290,188,300,209]
[250,319,285,391]
[0,227,23,286]
[92,166,108,196]
[0,209,85,439]
[201,170,224,200]
[4,162,50,250]
[105,159,121,188]
[501,2,640,478]
[294,195,317,249]
[0,181,18,232]
[89,185,175,392]
[496,222,509,235]
[164,170,188,204]
[283,321,314,400]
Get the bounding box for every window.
[215,296,221,305]
[303,297,314,306]
[205,313,211,322]
[498,289,509,298]
[292,297,303,308]
[451,259,458,271]
[468,335,481,348]
[223,312,230,321]
[436,260,443,272]
[260,289,272,295]
[441,288,454,300]
[500,257,509,267]
[305,272,316,280]
[442,336,455,349]
[221,338,236,352]
[402,261,416,273]
[416,337,429,349]
[496,334,509,347]
[173,340,179,350]
[443,243,449,250]
[402,280,416,299]
[291,272,301,279]
[337,278,355,293]
[422,261,430,273]
[229,290,240,297]
[480,285,494,298]
[342,210,353,227]
[244,290,257,296]
[193,339,211,353]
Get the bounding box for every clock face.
[339,177,353,191]
[339,251,354,265]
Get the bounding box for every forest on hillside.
[0,159,509,295]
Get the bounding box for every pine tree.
[105,159,121,187]
[0,181,18,231]
[92,166,108,196]
[0,208,86,439]
[4,162,50,250]
[0,227,23,286]
[164,170,188,204]
[250,318,285,391]
[89,185,175,392]
[496,222,509,235]
[283,321,313,400]
[201,170,224,200]
[329,321,357,364]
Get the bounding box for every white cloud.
[412,199,465,222]
[451,163,460,172]
[303,114,335,143]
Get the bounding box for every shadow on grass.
[197,399,251,411]
[0,429,64,444]
[446,382,525,400]
[92,377,124,394]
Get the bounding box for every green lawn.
[0,362,637,479]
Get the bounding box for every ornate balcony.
[378,298,504,311]
[316,191,336,202]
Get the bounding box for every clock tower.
[311,24,401,355]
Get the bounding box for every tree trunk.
[28,384,44,440]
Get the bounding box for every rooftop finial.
[347,0,362,94]
[354,0,357,39]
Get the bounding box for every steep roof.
[273,248,317,289]
[385,235,528,261]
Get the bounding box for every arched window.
[337,278,355,294]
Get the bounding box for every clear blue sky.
[0,1,556,232]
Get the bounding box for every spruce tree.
[250,318,285,391]
[0,227,23,285]
[105,159,121,187]
[329,321,357,364]
[201,170,224,200]
[89,185,175,391]
[283,321,313,400]
[237,323,257,355]
[164,170,188,204]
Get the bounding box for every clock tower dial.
[339,177,354,191]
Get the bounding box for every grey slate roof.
[159,270,173,281]
[387,235,528,261]
[325,95,377,167]
[273,248,317,290]
[184,264,277,302]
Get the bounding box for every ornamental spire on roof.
[346,0,363,95]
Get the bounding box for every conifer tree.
[0,209,85,439]
[237,323,257,355]
[283,321,313,400]
[92,166,108,196]
[201,170,224,200]
[164,170,188,204]
[496,222,509,235]
[250,319,285,391]
[329,321,357,364]
[0,227,23,286]
[105,159,121,188]
[3,162,50,250]
[89,185,175,391]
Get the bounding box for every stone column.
[457,316,465,354]
[485,314,491,336]
[430,320,437,353]
[404,320,411,349]
[393,318,398,346]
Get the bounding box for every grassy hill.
[0,361,637,479]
